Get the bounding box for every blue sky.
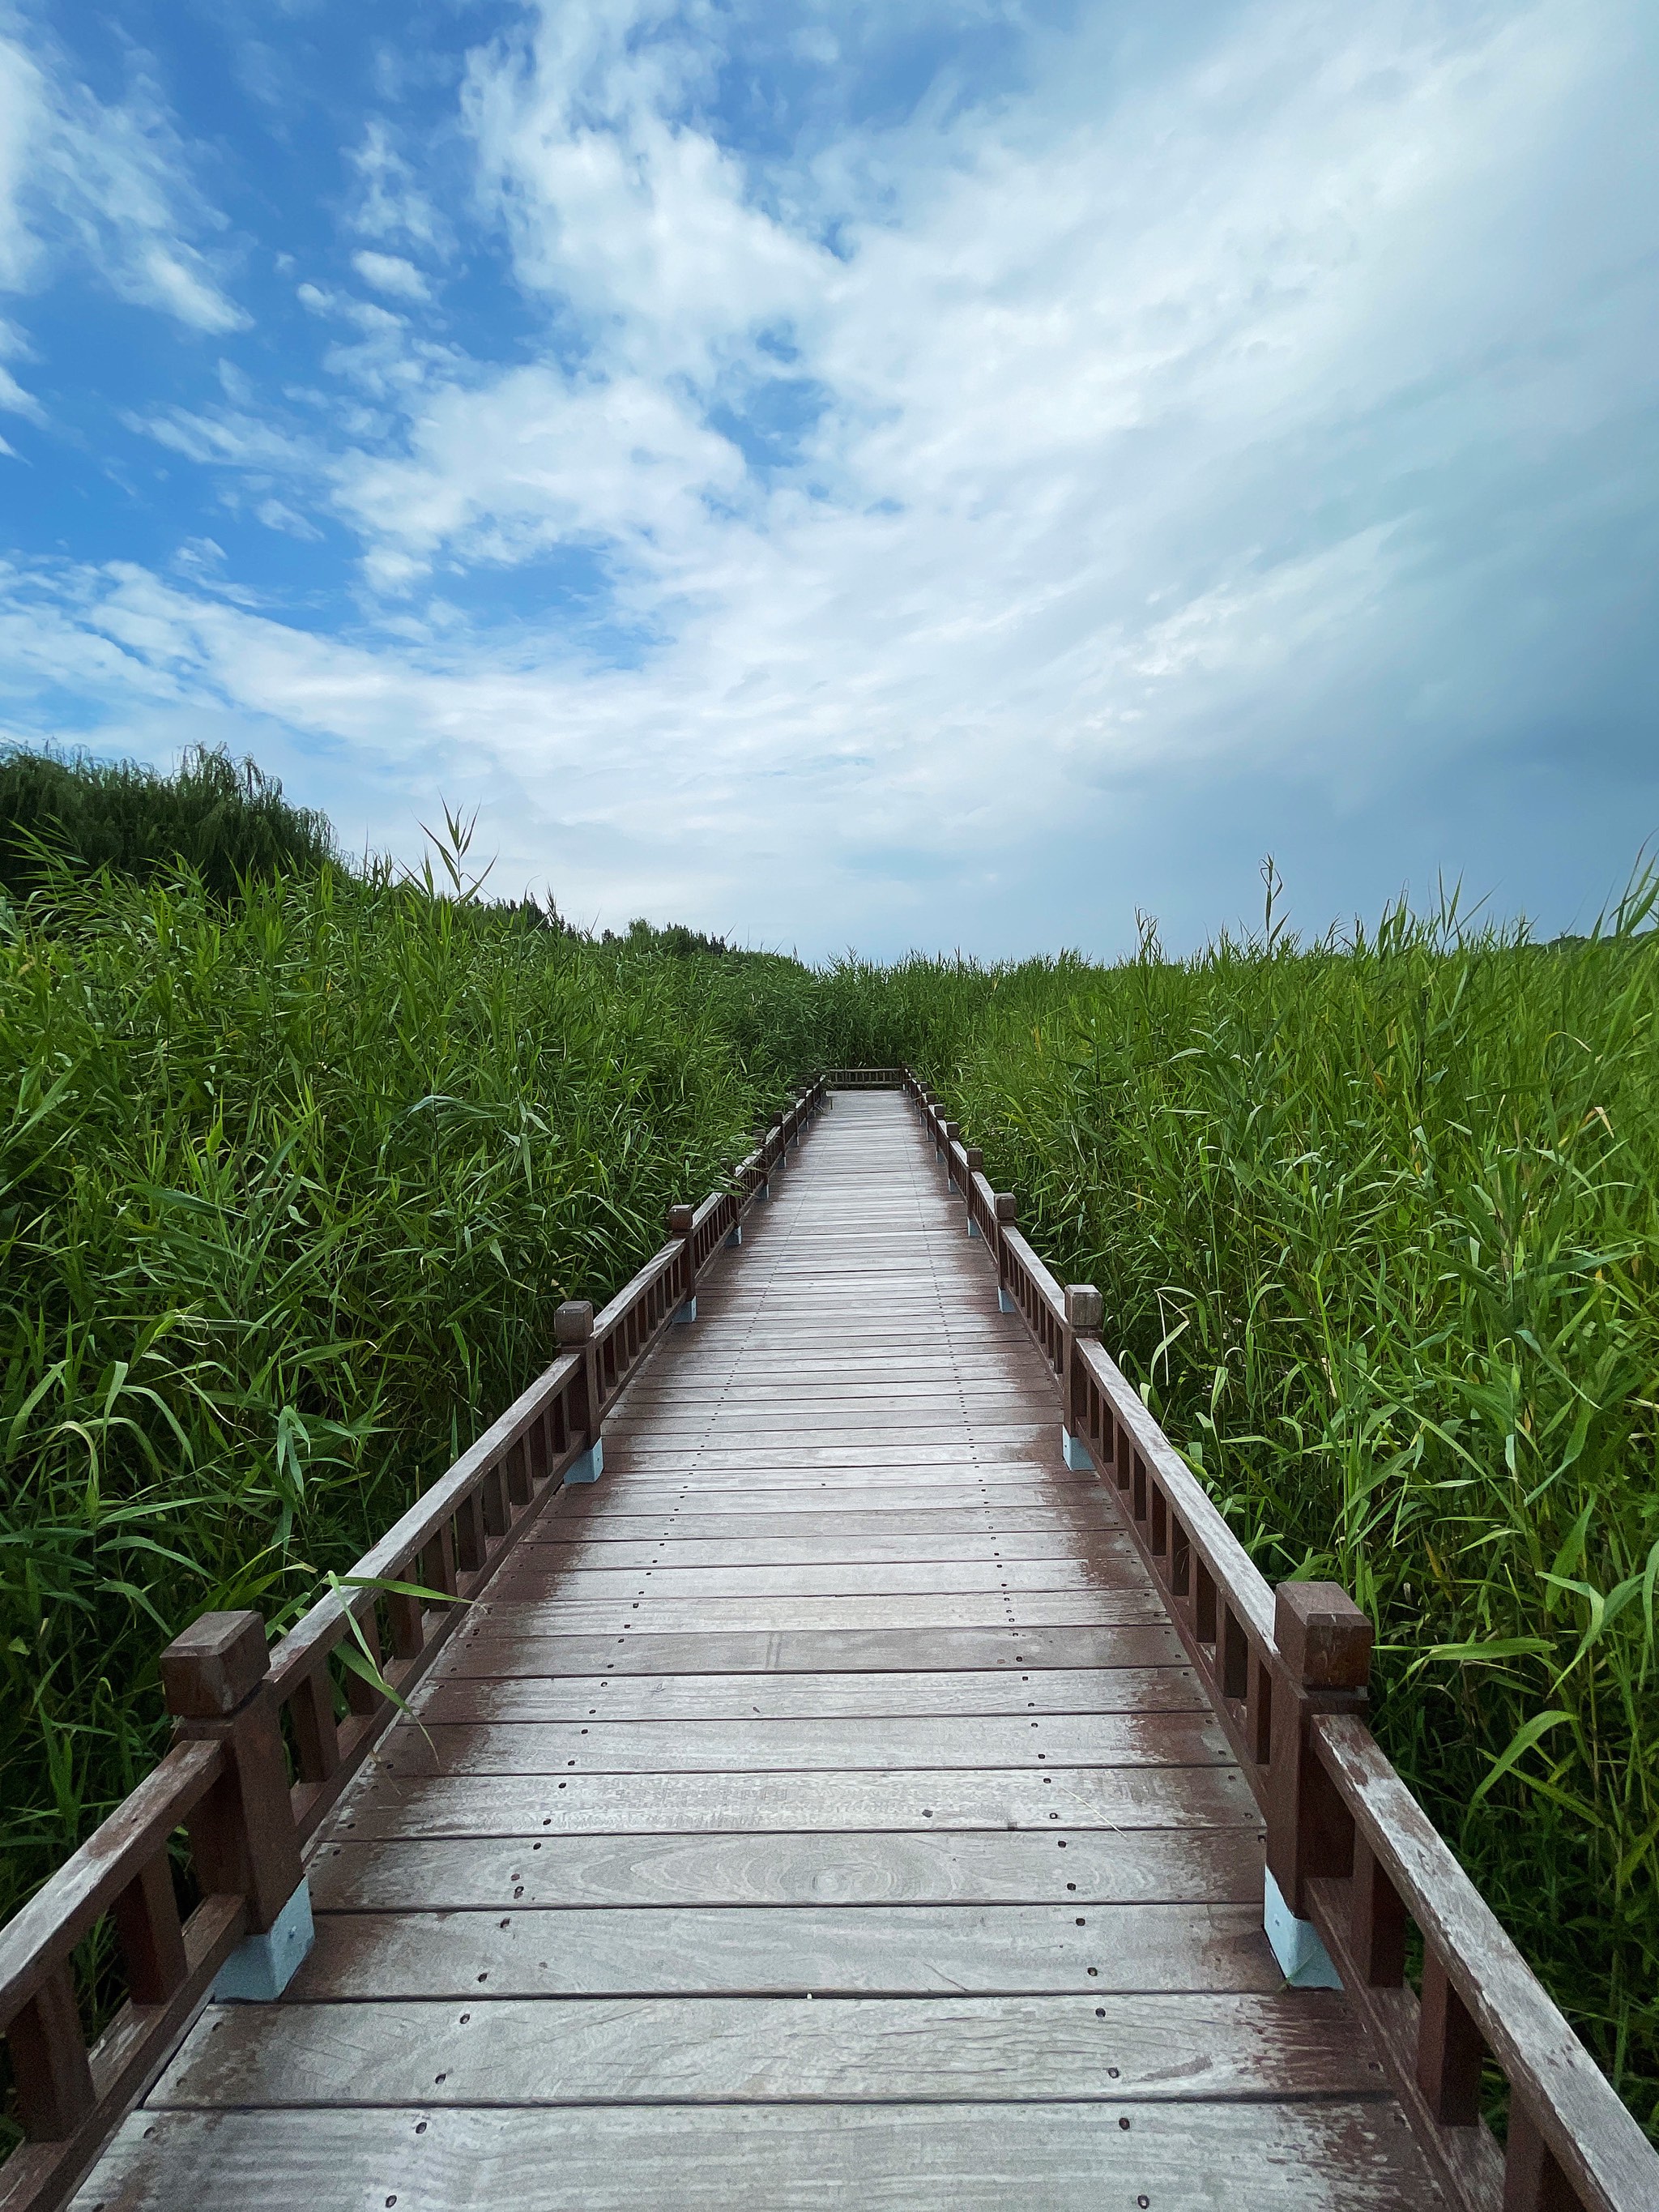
[1,0,1655,956]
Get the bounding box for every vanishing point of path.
[76,1091,1443,2209]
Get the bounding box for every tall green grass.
[917,890,1659,2133]
[0,857,777,1931]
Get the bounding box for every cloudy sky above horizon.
[1,0,1654,957]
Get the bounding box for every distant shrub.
[0,745,339,903]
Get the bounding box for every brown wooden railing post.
[667,1203,697,1323]
[556,1299,603,1481]
[962,1147,984,1233]
[992,1192,1018,1312]
[160,1612,312,2000]
[1264,1582,1371,1988]
[1062,1284,1102,1470]
[943,1121,962,1190]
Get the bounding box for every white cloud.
[3,0,1655,952]
[0,22,245,334]
[352,249,431,302]
[336,364,745,583]
[0,35,47,291]
[463,5,827,382]
[348,120,447,253]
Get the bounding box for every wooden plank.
[569,1482,1094,1510]
[373,1711,1230,1777]
[335,1762,1261,1838]
[597,1450,1079,1468]
[291,1902,1282,1997]
[308,1826,1266,1911]
[70,2097,1450,2210]
[531,1510,1123,1544]
[154,1991,1380,2107]
[486,1558,1149,1601]
[435,1623,1188,1676]
[608,1434,1058,1462]
[419,1665,1205,1723]
[464,1593,1165,1634]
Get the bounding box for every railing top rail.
[1078,1337,1276,1650]
[1315,1715,1657,2212]
[267,1347,582,1693]
[998,1225,1068,1328]
[0,1740,224,2022]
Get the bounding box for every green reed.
[0,860,776,1928]
[910,889,1659,2136]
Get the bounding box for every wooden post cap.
[944,1121,961,1141]
[965,1147,983,1172]
[160,1611,269,1718]
[994,1192,1018,1223]
[1064,1284,1104,1333]
[1275,1582,1373,1689]
[555,1300,595,1345]
[665,1204,694,1235]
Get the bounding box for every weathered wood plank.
[419,1665,1205,1723]
[463,1592,1165,1634]
[434,1622,1188,1676]
[522,1532,1122,1566]
[370,1711,1232,1777]
[72,2099,1448,2211]
[308,1826,1266,1911]
[290,1902,1282,1997]
[152,1992,1380,2107]
[487,1558,1149,1602]
[335,1763,1261,1838]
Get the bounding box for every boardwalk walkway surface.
[75,1091,1443,2210]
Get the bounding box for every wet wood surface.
[79,1089,1441,2210]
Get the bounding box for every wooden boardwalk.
[76,1091,1446,2207]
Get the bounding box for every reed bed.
[0,861,770,1931]
[914,892,1659,2136]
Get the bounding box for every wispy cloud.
[0,15,245,344]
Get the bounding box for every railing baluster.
[1503,2104,1577,2212]
[288,1663,340,1784]
[112,1852,188,2006]
[1194,1558,1218,1643]
[1417,1950,1486,2126]
[480,1458,509,1545]
[343,1599,383,1715]
[7,1964,96,2142]
[1349,1830,1408,1986]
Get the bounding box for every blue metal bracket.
[565,1436,605,1485]
[1264,1868,1342,1988]
[212,1877,314,2002]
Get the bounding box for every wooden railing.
[905,1068,1659,2212]
[0,1078,825,2212]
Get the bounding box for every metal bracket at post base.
[725,1223,742,1248]
[1061,1427,1093,1473]
[565,1435,605,1485]
[673,1296,697,1325]
[997,1287,1016,1313]
[212,1877,315,2002]
[1264,1867,1342,1989]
